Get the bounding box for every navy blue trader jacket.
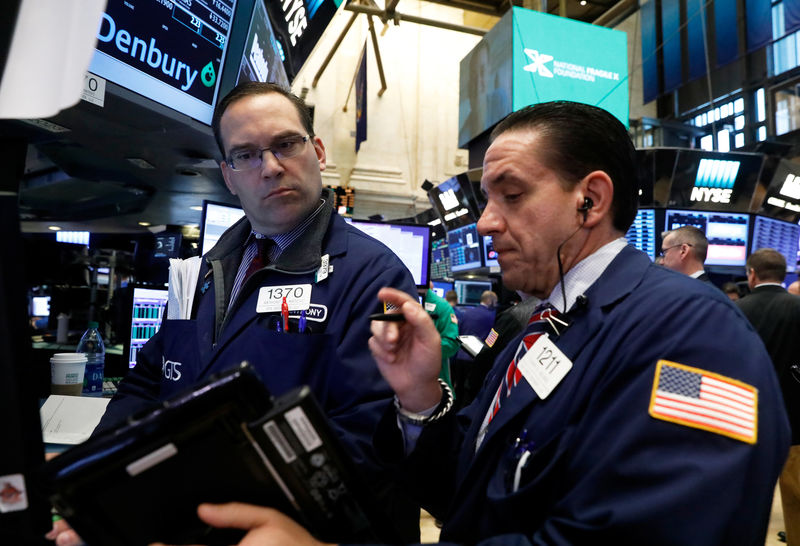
[374,245,790,546]
[99,192,418,536]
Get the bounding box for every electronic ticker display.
[665,209,750,267]
[751,215,800,273]
[625,208,657,261]
[90,0,237,124]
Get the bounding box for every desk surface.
[32,341,124,356]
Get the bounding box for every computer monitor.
[482,235,498,267]
[88,0,239,125]
[30,296,50,318]
[199,200,246,256]
[430,235,452,280]
[625,208,657,261]
[346,220,431,288]
[665,209,750,267]
[454,279,492,305]
[432,281,454,298]
[153,232,183,259]
[448,223,483,272]
[128,287,169,369]
[750,215,800,273]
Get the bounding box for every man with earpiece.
[174,102,790,545]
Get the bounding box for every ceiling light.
[48,225,61,231]
[138,221,151,227]
[580,0,587,5]
[190,206,203,211]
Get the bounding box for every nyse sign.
[690,186,732,204]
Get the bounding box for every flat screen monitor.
[199,200,246,256]
[454,279,492,306]
[750,215,800,273]
[89,0,238,125]
[665,209,750,267]
[128,287,169,369]
[625,208,657,261]
[264,0,342,82]
[482,235,498,267]
[430,235,451,280]
[346,220,431,288]
[448,223,483,272]
[432,280,454,298]
[31,296,50,318]
[235,0,290,88]
[153,233,182,259]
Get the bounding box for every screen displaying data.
[448,223,482,272]
[129,287,168,369]
[751,215,800,273]
[200,201,246,256]
[455,279,492,305]
[430,236,452,280]
[347,221,431,287]
[665,209,750,267]
[625,208,657,261]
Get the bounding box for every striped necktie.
[488,304,562,422]
[243,237,271,282]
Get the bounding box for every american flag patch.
[485,328,499,348]
[648,360,757,444]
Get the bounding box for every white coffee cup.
[50,353,87,396]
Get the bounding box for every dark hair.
[746,248,787,283]
[721,282,740,296]
[489,101,638,232]
[211,82,315,159]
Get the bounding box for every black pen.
[369,312,406,322]
[369,312,439,321]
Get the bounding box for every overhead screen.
[235,0,290,88]
[459,7,628,147]
[347,220,431,288]
[665,209,750,267]
[265,0,343,81]
[90,0,238,124]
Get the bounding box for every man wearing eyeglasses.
[68,82,421,544]
[737,248,800,545]
[659,225,713,283]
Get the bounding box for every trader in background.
[49,82,419,544]
[737,248,800,545]
[174,101,791,545]
[659,225,713,283]
[423,283,460,391]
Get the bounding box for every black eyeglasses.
[226,135,310,171]
[659,242,692,258]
